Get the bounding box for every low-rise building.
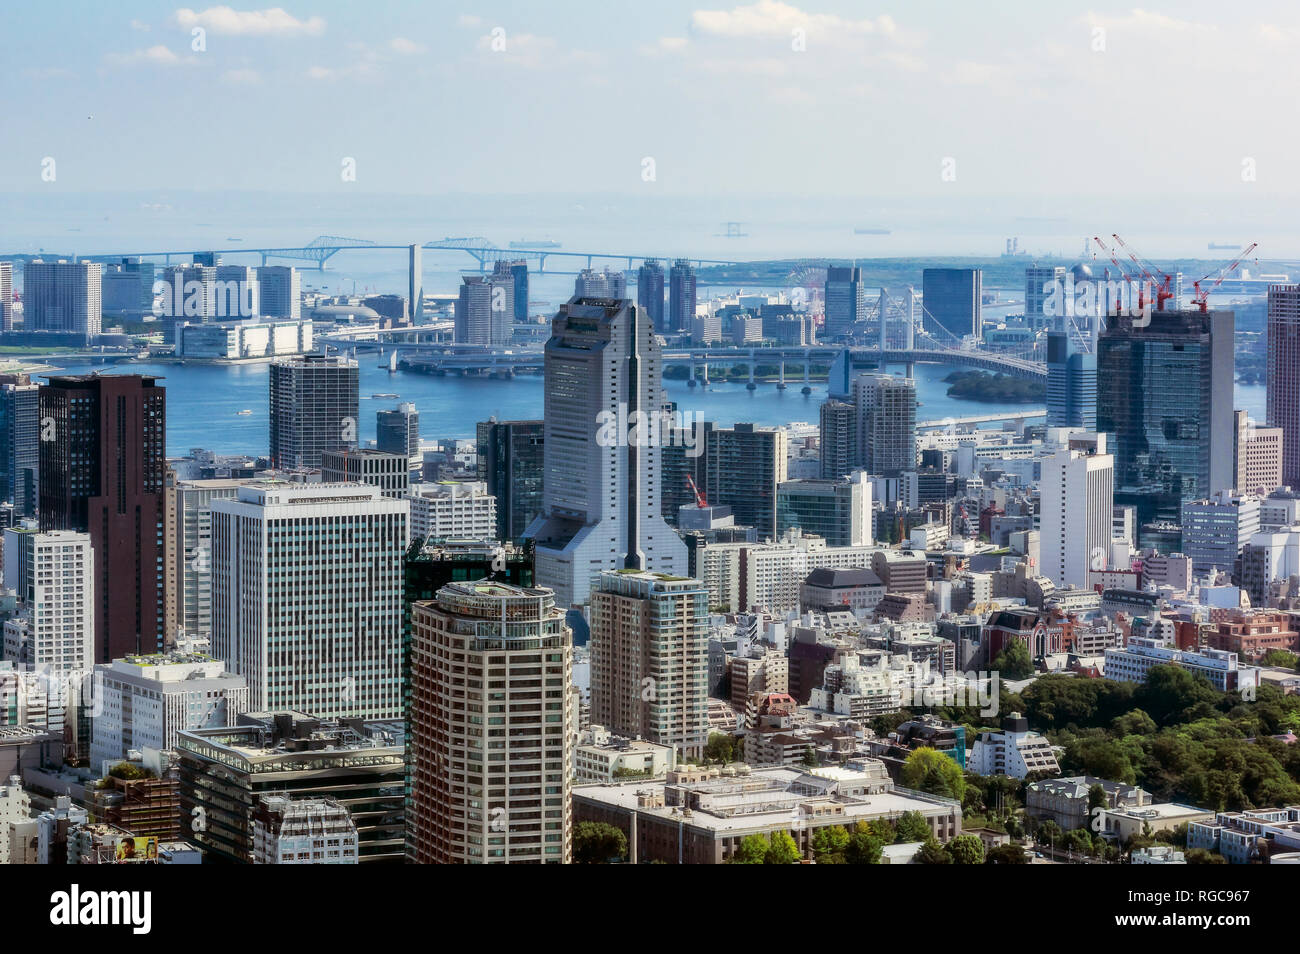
[1104,637,1261,694]
[1187,807,1300,863]
[574,726,677,783]
[968,712,1060,779]
[1025,775,1149,831]
[572,762,961,863]
[252,794,359,864]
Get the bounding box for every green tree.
[801,745,820,768]
[844,822,883,865]
[914,837,952,864]
[704,732,735,764]
[1185,848,1228,864]
[985,843,1028,864]
[1036,820,1062,848]
[894,810,932,843]
[765,830,801,864]
[730,833,769,864]
[900,747,966,801]
[1261,649,1299,670]
[572,822,628,864]
[1087,783,1108,813]
[811,825,849,863]
[992,640,1034,680]
[945,833,986,864]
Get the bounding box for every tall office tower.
[660,419,712,526]
[268,354,359,469]
[1233,410,1284,495]
[101,258,156,318]
[1181,490,1261,574]
[157,263,216,322]
[0,261,12,330]
[853,372,917,476]
[819,399,858,479]
[210,482,407,720]
[39,374,166,662]
[1097,308,1235,530]
[776,471,873,547]
[476,418,544,542]
[1025,265,1067,330]
[214,265,259,317]
[1045,331,1098,428]
[705,423,788,540]
[637,258,666,332]
[1,529,94,672]
[573,266,626,299]
[1267,284,1300,487]
[589,570,708,760]
[824,265,867,338]
[376,402,420,462]
[321,449,410,499]
[494,259,529,324]
[1038,434,1114,588]
[454,273,514,346]
[408,580,573,863]
[193,252,221,266]
[526,298,687,608]
[669,259,697,332]
[921,267,982,340]
[409,244,423,321]
[255,265,301,319]
[0,376,40,516]
[169,479,243,641]
[24,260,102,339]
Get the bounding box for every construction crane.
[1109,233,1176,311]
[1092,235,1143,312]
[685,474,708,509]
[1192,242,1259,313]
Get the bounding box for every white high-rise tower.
[526,297,687,607]
[1039,433,1114,588]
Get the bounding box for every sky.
[2,2,1299,258]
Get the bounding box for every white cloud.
[221,68,261,84]
[390,37,425,54]
[692,1,898,40]
[106,45,193,67]
[173,6,326,37]
[643,36,689,56]
[130,19,151,31]
[457,14,483,28]
[1081,8,1215,33]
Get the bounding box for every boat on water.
[372,392,399,400]
[236,409,252,415]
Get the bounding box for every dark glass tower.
[1096,308,1234,528]
[669,259,696,332]
[475,418,545,542]
[921,267,982,340]
[1045,331,1097,428]
[637,259,666,332]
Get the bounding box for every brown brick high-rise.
[39,374,166,662]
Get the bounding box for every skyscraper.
[526,297,687,608]
[408,580,573,863]
[1038,434,1113,588]
[669,259,697,332]
[853,373,917,476]
[24,260,102,340]
[39,374,166,662]
[921,267,982,340]
[268,354,359,469]
[0,261,12,331]
[1267,284,1300,488]
[705,423,788,539]
[589,570,708,760]
[1097,308,1234,529]
[408,244,423,322]
[169,478,243,642]
[495,259,529,325]
[210,482,407,720]
[573,267,626,298]
[376,402,420,462]
[476,418,544,542]
[824,265,866,338]
[637,259,666,332]
[819,399,858,479]
[1025,265,1066,330]
[0,375,40,516]
[1045,330,1097,429]
[2,528,94,674]
[454,273,513,346]
[255,265,301,320]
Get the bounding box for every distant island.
[944,370,1045,403]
